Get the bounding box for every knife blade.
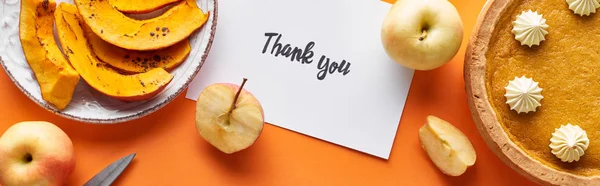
[83,153,136,186]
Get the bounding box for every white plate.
[0,0,217,123]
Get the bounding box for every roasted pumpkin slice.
[82,23,191,73]
[110,0,181,14]
[19,0,80,110]
[75,0,209,51]
[55,3,173,101]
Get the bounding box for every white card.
[185,0,414,159]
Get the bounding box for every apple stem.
[419,30,428,41]
[229,78,248,113]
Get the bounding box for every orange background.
[0,0,538,185]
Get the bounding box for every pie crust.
[465,0,600,185]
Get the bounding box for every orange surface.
[0,0,537,185]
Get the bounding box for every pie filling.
[486,0,600,176]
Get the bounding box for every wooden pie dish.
[465,0,600,185]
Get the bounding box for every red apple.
[195,78,265,154]
[0,121,75,186]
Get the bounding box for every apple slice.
[195,78,265,154]
[418,115,476,176]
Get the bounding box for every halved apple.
[195,79,265,154]
[418,115,476,176]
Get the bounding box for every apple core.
[219,78,249,129]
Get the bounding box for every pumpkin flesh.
[55,3,173,101]
[83,23,191,73]
[110,0,181,14]
[75,0,209,51]
[19,0,80,110]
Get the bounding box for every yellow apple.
[381,0,463,70]
[195,78,265,154]
[418,115,476,176]
[0,121,75,186]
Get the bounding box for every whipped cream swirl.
[504,76,543,114]
[512,10,549,47]
[567,0,600,16]
[550,124,589,163]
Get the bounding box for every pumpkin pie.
[465,0,600,185]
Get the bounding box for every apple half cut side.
[195,78,265,154]
[418,115,476,176]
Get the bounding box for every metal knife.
[83,153,137,186]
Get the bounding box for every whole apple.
[0,121,75,186]
[381,0,463,70]
[195,78,265,154]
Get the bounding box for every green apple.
[381,0,463,70]
[418,115,476,176]
[195,78,265,154]
[0,121,75,186]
